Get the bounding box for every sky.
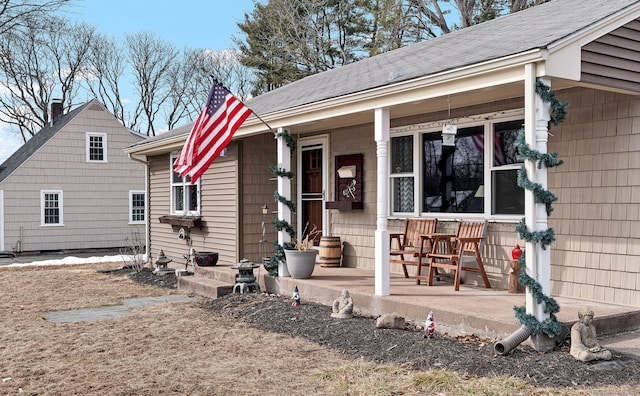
[0,0,258,163]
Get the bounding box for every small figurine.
[292,285,300,306]
[331,289,354,319]
[570,307,612,362]
[512,244,523,260]
[423,311,435,339]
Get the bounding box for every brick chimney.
[50,99,63,125]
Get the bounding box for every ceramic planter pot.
[284,249,318,279]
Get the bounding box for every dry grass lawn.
[0,263,636,395]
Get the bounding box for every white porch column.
[277,128,292,277]
[524,65,552,323]
[374,107,390,296]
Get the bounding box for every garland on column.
[513,80,568,338]
[266,129,296,276]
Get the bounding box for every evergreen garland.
[535,80,569,125]
[266,129,297,276]
[513,81,569,338]
[276,129,296,151]
[274,191,296,213]
[269,165,295,179]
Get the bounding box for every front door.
[298,136,328,244]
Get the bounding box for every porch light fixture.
[442,124,457,147]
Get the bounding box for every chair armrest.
[456,237,484,243]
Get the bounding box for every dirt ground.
[1,264,639,395]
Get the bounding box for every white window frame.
[170,153,200,216]
[389,109,524,221]
[40,190,64,226]
[129,190,146,224]
[86,132,108,163]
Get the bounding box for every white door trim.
[297,134,329,237]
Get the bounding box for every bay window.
[389,113,525,218]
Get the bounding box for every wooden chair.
[426,220,491,291]
[390,218,437,280]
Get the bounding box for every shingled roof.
[0,99,144,182]
[129,0,639,150]
[243,0,638,116]
[0,102,91,183]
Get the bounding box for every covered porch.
[184,263,640,341]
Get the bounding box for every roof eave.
[124,134,187,156]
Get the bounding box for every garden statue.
[292,285,300,306]
[331,289,353,319]
[423,311,435,339]
[570,307,612,362]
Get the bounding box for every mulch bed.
[126,267,640,390]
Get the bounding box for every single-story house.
[0,99,147,253]
[126,0,640,309]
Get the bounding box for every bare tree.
[163,48,199,131]
[84,33,131,128]
[0,0,73,37]
[0,16,94,140]
[162,48,256,131]
[125,31,177,136]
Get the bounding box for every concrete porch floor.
[184,263,640,345]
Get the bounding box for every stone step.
[193,265,238,283]
[178,276,234,299]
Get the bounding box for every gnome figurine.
[292,286,300,306]
[423,311,435,339]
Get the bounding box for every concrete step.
[193,265,238,284]
[178,275,234,299]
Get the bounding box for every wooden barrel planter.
[317,236,342,267]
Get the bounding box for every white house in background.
[0,99,146,254]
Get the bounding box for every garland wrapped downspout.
[495,80,568,354]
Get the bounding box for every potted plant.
[284,223,321,279]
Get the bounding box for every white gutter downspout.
[524,64,554,351]
[374,107,390,296]
[128,153,150,264]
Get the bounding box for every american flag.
[471,133,506,166]
[174,80,252,183]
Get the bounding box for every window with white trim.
[129,190,146,224]
[390,115,524,218]
[170,154,200,215]
[86,132,107,162]
[41,190,63,226]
